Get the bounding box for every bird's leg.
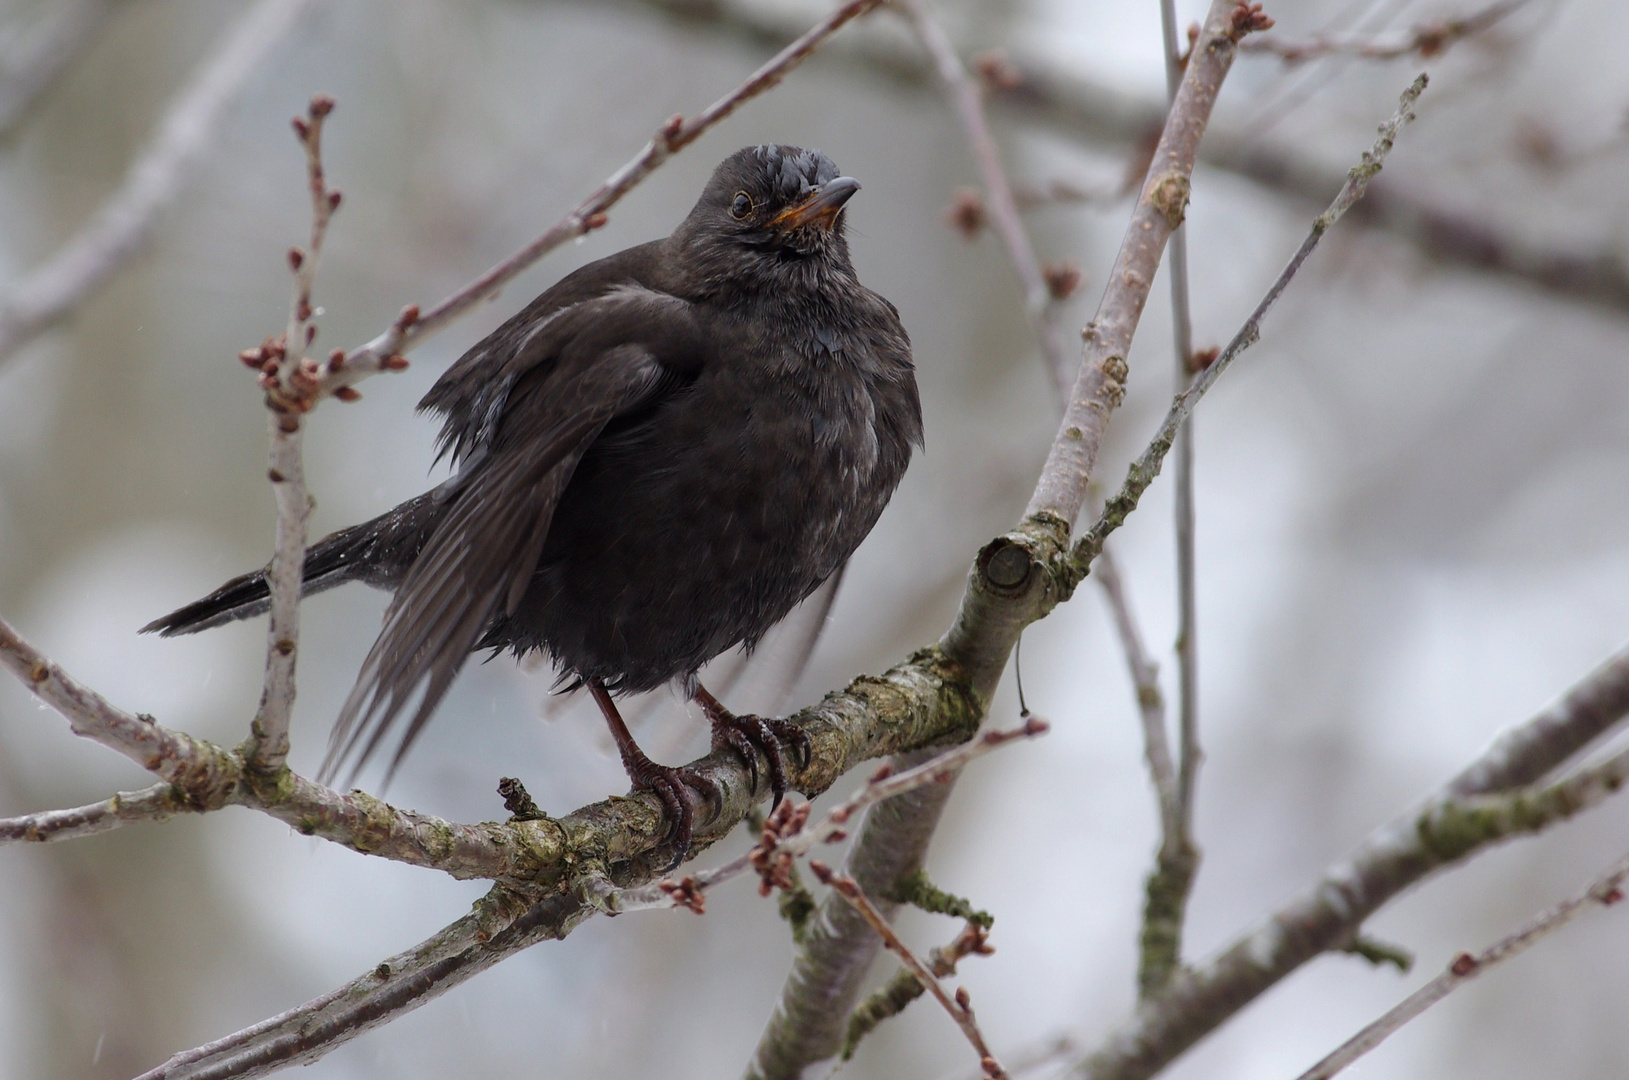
[588,678,718,871]
[693,683,812,809]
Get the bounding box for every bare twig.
[323,0,882,393]
[245,94,341,773]
[1092,546,1176,833]
[1076,74,1429,575]
[842,919,996,1062]
[1137,0,1208,1002]
[0,782,187,844]
[599,717,1048,914]
[0,0,316,365]
[1075,639,1629,1080]
[1242,0,1532,63]
[1026,0,1269,527]
[0,0,123,135]
[1293,849,1629,1080]
[811,861,1009,1079]
[894,0,1074,394]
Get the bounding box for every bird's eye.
[730,192,753,219]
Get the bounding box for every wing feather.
[319,287,705,785]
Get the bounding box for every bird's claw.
[625,758,718,872]
[709,710,812,809]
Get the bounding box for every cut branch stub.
[980,538,1035,592]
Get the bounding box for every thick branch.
[1,611,986,883]
[1076,640,1629,1080]
[0,0,316,365]
[604,718,1047,915]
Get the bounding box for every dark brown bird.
[145,145,922,861]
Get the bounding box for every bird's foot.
[694,684,812,809]
[587,677,716,871]
[622,755,720,872]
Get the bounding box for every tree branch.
[1092,545,1177,833]
[747,4,1261,1074]
[1075,639,1629,1080]
[1242,0,1533,63]
[1293,847,1629,1080]
[1,610,986,882]
[1074,74,1428,579]
[321,0,883,392]
[244,94,341,773]
[621,0,1629,316]
[0,0,318,366]
[600,717,1047,915]
[0,781,188,844]
[1027,0,1263,527]
[811,861,1008,1079]
[1137,0,1209,1002]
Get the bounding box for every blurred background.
[2,0,1628,1077]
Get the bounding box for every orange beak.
[767,177,861,232]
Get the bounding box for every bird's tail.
[141,489,445,637]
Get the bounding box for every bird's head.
[674,145,860,290]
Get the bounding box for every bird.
[144,144,923,863]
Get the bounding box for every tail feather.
[141,489,445,637]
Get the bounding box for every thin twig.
[1137,0,1208,1003]
[1293,849,1629,1080]
[320,0,883,395]
[246,94,340,772]
[842,919,996,1062]
[1074,638,1629,1080]
[0,782,186,844]
[1076,73,1429,574]
[894,0,1075,394]
[811,862,1009,1080]
[1242,0,1532,63]
[1092,546,1177,833]
[0,0,123,135]
[0,0,316,365]
[597,716,1049,914]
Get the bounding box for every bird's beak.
[768,176,861,232]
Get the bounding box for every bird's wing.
[418,241,664,468]
[320,285,706,785]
